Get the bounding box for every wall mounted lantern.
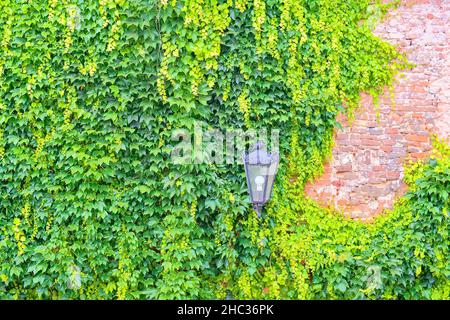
[243,141,279,218]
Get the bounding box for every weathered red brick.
[386,171,401,180]
[361,139,380,146]
[336,165,352,173]
[407,134,429,142]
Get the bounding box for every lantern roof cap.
[245,141,279,165]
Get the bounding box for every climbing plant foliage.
[0,0,447,299]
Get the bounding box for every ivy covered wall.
[0,0,448,299]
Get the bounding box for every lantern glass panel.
[243,142,280,208]
[246,163,270,204]
[263,154,279,202]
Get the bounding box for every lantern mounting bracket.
[253,203,263,218]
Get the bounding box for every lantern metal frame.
[242,141,279,217]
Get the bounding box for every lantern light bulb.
[255,175,265,191]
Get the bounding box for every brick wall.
[305,0,450,219]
